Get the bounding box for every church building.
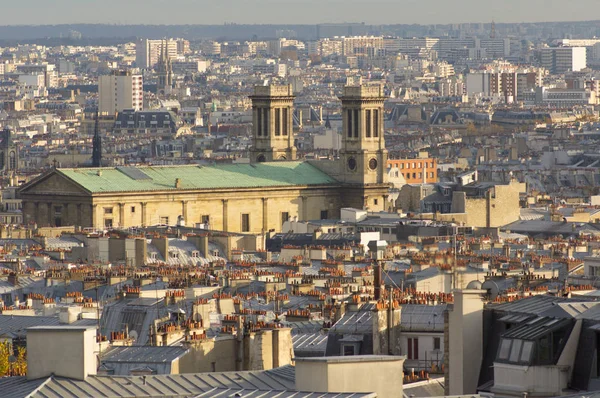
[18,85,390,233]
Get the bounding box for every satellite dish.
[129,330,138,342]
[482,280,500,301]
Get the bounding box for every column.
[91,204,97,228]
[34,202,40,225]
[262,198,268,232]
[222,199,229,232]
[119,203,125,228]
[77,204,82,227]
[301,196,308,221]
[47,202,53,226]
[182,200,188,223]
[141,202,147,227]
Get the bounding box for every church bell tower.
[339,85,388,185]
[249,85,296,162]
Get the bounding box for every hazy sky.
[0,0,597,25]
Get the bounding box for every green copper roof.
[58,161,339,193]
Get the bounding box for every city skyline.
[3,0,599,26]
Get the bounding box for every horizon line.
[0,18,599,28]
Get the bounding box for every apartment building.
[388,158,438,184]
[136,39,178,69]
[541,47,587,74]
[98,70,143,116]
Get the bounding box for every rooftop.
[54,161,339,193]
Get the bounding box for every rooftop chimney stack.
[27,326,97,381]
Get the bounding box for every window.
[374,199,378,206]
[281,212,289,225]
[498,338,512,360]
[256,108,262,136]
[373,109,379,137]
[160,216,169,225]
[320,210,328,220]
[412,173,416,179]
[347,109,353,137]
[104,207,113,215]
[202,215,210,224]
[509,339,523,362]
[191,251,200,258]
[365,109,371,138]
[434,337,441,350]
[104,219,113,228]
[275,108,281,136]
[353,109,359,137]
[241,213,250,232]
[408,338,419,359]
[9,151,16,170]
[520,341,534,362]
[282,108,288,136]
[131,206,136,213]
[342,344,355,356]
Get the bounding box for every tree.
[0,342,27,376]
[0,342,10,376]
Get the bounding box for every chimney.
[175,178,181,189]
[8,272,18,286]
[312,228,322,241]
[27,326,97,380]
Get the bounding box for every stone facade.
[19,84,392,233]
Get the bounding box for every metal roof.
[0,366,303,398]
[491,295,592,315]
[329,304,375,335]
[101,346,189,364]
[502,316,573,341]
[0,314,62,338]
[191,389,375,397]
[400,304,446,332]
[54,161,339,194]
[292,333,328,354]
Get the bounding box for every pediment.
[19,171,90,196]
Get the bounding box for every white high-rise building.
[541,47,587,74]
[98,70,143,116]
[136,39,178,69]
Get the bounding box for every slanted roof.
[0,366,307,398]
[400,304,446,332]
[56,161,339,194]
[490,295,591,315]
[101,346,189,364]
[502,316,572,341]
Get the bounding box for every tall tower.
[92,110,102,167]
[157,40,173,96]
[338,85,387,185]
[337,85,389,211]
[249,85,296,162]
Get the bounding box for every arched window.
[8,151,15,170]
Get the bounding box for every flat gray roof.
[295,355,405,363]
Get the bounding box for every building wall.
[459,180,524,228]
[295,357,404,398]
[27,327,97,381]
[388,158,437,184]
[20,173,345,233]
[179,338,237,373]
[98,72,143,116]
